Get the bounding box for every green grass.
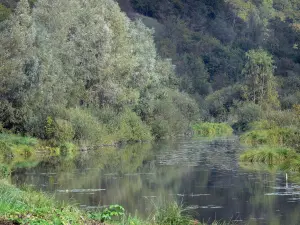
[153,201,194,225]
[0,180,90,225]
[192,123,233,137]
[240,147,296,164]
[240,121,300,150]
[0,133,38,147]
[240,146,300,174]
[0,181,229,225]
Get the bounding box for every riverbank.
[0,180,224,225]
[239,120,300,173]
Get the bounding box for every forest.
[0,0,300,224]
[0,0,299,147]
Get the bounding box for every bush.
[54,119,75,143]
[0,4,11,22]
[118,109,152,142]
[0,164,10,179]
[192,122,233,137]
[68,108,107,145]
[150,118,170,139]
[232,102,263,131]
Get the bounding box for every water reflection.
[10,138,300,224]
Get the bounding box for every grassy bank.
[192,122,233,137]
[0,180,90,224]
[240,146,300,173]
[0,180,228,225]
[239,119,300,173]
[240,147,296,164]
[240,121,300,150]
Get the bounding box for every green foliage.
[139,88,199,139]
[232,102,263,131]
[192,123,233,137]
[118,109,152,142]
[0,180,87,224]
[240,147,296,164]
[204,84,247,121]
[0,133,37,147]
[0,0,199,144]
[89,204,125,222]
[0,4,11,22]
[45,117,55,140]
[54,119,75,143]
[241,120,300,150]
[0,164,10,178]
[243,49,279,107]
[67,108,106,145]
[154,201,193,225]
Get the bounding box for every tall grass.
[153,201,194,225]
[0,180,89,224]
[240,147,296,164]
[240,120,300,150]
[0,133,38,147]
[240,146,300,173]
[192,123,233,137]
[0,182,232,225]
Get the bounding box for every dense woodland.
[0,0,300,146]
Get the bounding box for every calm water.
[11,138,300,224]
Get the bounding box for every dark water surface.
[11,138,300,224]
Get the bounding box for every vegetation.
[240,146,296,164]
[192,123,233,137]
[0,180,89,224]
[0,180,226,225]
[2,0,300,223]
[153,201,193,225]
[240,120,300,150]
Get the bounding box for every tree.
[243,49,279,107]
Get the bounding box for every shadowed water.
[11,138,300,224]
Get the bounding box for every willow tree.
[0,0,36,130]
[242,49,279,107]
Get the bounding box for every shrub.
[150,118,170,139]
[232,102,263,131]
[67,108,107,145]
[59,142,78,156]
[118,109,152,142]
[54,119,75,143]
[0,164,10,179]
[192,122,233,137]
[0,4,11,22]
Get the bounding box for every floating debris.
[186,205,200,210]
[189,193,210,197]
[124,173,155,176]
[265,192,300,196]
[199,205,223,209]
[56,188,106,193]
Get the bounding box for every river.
[10,137,300,224]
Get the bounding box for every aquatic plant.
[240,147,296,164]
[192,123,233,137]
